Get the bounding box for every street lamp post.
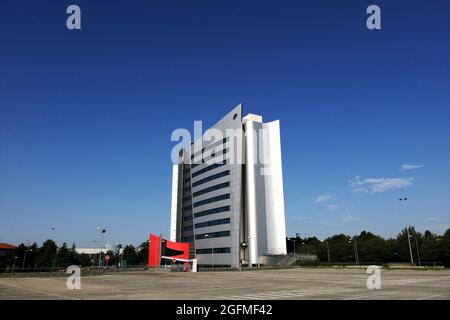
[322,240,331,263]
[12,256,17,272]
[399,198,414,265]
[302,242,310,255]
[410,235,421,266]
[287,238,296,257]
[50,227,56,240]
[92,240,97,267]
[354,240,359,266]
[348,239,359,266]
[97,227,107,267]
[22,249,32,269]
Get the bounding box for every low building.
[0,243,17,268]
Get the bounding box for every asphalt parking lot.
[0,268,449,300]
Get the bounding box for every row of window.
[194,217,230,229]
[196,247,231,254]
[193,182,230,198]
[184,218,230,232]
[194,205,230,218]
[190,137,229,160]
[193,193,230,208]
[195,230,230,240]
[182,236,194,242]
[191,162,226,178]
[183,205,192,212]
[191,148,229,168]
[192,170,230,188]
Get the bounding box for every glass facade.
[193,182,230,198]
[193,193,230,208]
[195,217,230,229]
[192,170,230,187]
[194,205,231,218]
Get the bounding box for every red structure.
[148,234,189,267]
[148,234,161,267]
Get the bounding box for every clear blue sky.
[1,0,449,247]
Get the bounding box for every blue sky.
[1,0,449,247]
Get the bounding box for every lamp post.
[50,227,56,241]
[204,234,214,269]
[348,238,359,266]
[12,256,17,272]
[302,242,310,255]
[410,235,421,266]
[322,240,331,263]
[97,227,107,266]
[22,249,32,269]
[399,198,414,265]
[92,240,97,267]
[287,238,296,257]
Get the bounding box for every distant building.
[0,243,17,268]
[75,247,107,255]
[75,244,123,255]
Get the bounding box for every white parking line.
[0,281,77,300]
[211,288,355,300]
[342,291,397,300]
[416,294,444,300]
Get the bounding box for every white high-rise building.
[170,104,287,268]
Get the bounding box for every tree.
[438,229,450,267]
[54,243,71,268]
[355,231,386,263]
[104,250,119,266]
[36,239,57,268]
[327,234,353,262]
[137,241,149,265]
[122,245,137,266]
[78,253,92,267]
[420,230,439,262]
[15,244,27,269]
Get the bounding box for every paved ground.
[0,268,449,300]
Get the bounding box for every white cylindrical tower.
[244,119,259,266]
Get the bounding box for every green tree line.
[287,227,450,267]
[2,240,149,270]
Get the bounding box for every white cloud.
[348,176,363,186]
[350,187,367,193]
[420,217,448,234]
[340,214,360,223]
[424,217,440,222]
[401,163,423,171]
[326,204,338,210]
[290,216,308,220]
[349,177,414,193]
[315,194,333,203]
